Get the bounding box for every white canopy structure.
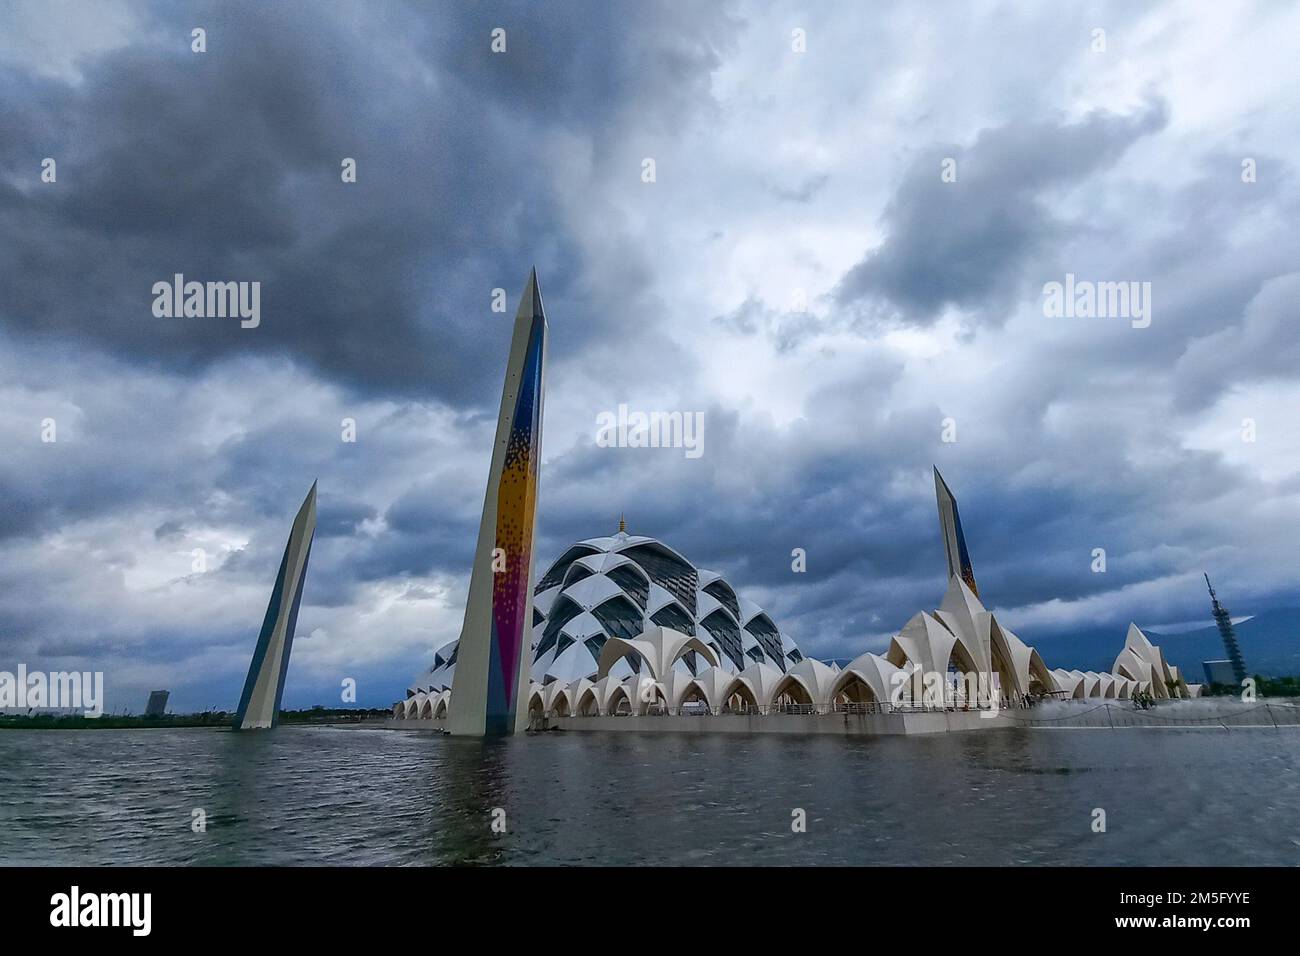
[542,680,572,717]
[831,652,909,707]
[1113,623,1191,698]
[660,669,699,713]
[396,620,1194,720]
[689,666,736,713]
[395,470,1203,725]
[569,678,599,716]
[722,662,785,713]
[595,625,719,682]
[770,658,840,713]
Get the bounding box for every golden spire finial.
[618,512,626,533]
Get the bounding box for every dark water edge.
[2,725,1297,866]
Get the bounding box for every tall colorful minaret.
[235,482,317,730]
[449,270,548,736]
[1205,573,1247,685]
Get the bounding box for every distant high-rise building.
[144,690,169,716]
[1204,574,1247,685]
[1202,660,1237,686]
[235,482,317,730]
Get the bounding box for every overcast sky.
[2,0,1298,712]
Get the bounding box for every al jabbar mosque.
[387,272,1198,735]
[220,270,1197,736]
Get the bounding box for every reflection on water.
[2,725,1298,865]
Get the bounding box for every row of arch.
[394,659,891,723]
[522,653,1022,720]
[1049,669,1146,699]
[393,596,1195,721]
[395,662,1165,721]
[393,689,449,720]
[395,663,1161,721]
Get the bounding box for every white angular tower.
[234,482,317,730]
[449,270,548,736]
[934,466,978,598]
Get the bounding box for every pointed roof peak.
[298,481,318,516]
[933,465,952,493]
[518,267,545,321]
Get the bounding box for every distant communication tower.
[1204,574,1247,685]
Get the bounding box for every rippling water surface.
[2,725,1298,865]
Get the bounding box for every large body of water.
[3,725,1298,866]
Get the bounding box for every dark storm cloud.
[835,101,1168,327]
[1172,271,1300,412]
[428,0,734,140]
[0,0,733,406]
[356,487,478,580]
[530,396,960,651]
[313,496,378,539]
[1014,148,1300,414]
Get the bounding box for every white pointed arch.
[831,652,903,708]
[526,690,544,716]
[567,677,597,715]
[625,675,665,715]
[784,658,839,712]
[719,674,759,713]
[934,576,992,674]
[542,681,572,717]
[769,672,815,711]
[660,670,698,714]
[690,667,734,713]
[728,661,784,711]
[595,626,720,681]
[887,612,959,675]
[591,674,631,715]
[1049,670,1080,698]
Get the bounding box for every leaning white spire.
[234,481,317,730]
